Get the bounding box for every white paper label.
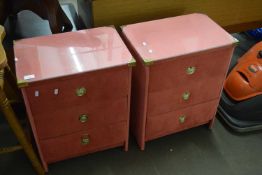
[24,74,35,80]
[35,91,39,97]
[54,89,59,95]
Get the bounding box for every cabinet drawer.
[145,100,218,141]
[40,121,127,163]
[149,47,232,92]
[25,66,129,115]
[35,98,128,139]
[148,84,220,116]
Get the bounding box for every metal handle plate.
[79,114,88,123]
[186,66,196,75]
[76,87,86,96]
[182,92,190,101]
[179,115,186,124]
[81,135,90,145]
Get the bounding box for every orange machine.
[219,41,262,132]
[224,42,262,101]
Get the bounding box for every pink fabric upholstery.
[147,47,234,116]
[146,100,218,140]
[41,122,127,163]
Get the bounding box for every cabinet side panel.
[124,67,132,151]
[21,89,48,172]
[210,45,236,127]
[130,60,149,150]
[121,31,149,150]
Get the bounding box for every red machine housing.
[224,42,262,101]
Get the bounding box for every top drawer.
[148,47,233,92]
[24,66,130,114]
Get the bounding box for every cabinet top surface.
[14,27,132,83]
[122,13,236,62]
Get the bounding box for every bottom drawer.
[145,100,218,141]
[40,121,127,163]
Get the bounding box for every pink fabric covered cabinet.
[14,27,134,171]
[122,14,237,150]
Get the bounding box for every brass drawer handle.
[79,114,88,123]
[182,91,190,101]
[81,135,90,145]
[179,115,186,124]
[76,87,86,96]
[186,66,196,75]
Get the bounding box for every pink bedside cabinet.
[122,14,237,150]
[14,27,134,171]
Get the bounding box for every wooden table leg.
[0,88,45,175]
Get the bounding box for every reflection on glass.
[69,47,83,72]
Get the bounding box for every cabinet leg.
[209,118,216,129]
[124,141,128,152]
[140,142,145,151]
[0,90,45,175]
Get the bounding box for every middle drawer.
[35,98,128,139]
[147,86,220,117]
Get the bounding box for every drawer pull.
[186,66,196,75]
[179,115,186,124]
[79,114,88,123]
[182,92,190,101]
[81,135,90,145]
[76,87,86,96]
